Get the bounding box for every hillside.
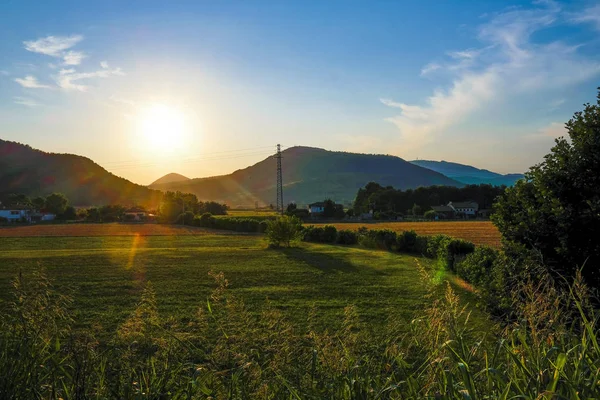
[0,139,162,207]
[150,173,190,186]
[409,160,524,186]
[149,146,462,206]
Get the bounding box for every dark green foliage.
[57,205,77,220]
[396,230,418,252]
[98,205,125,222]
[302,225,338,243]
[266,216,303,247]
[493,89,600,286]
[45,192,68,215]
[354,181,505,215]
[455,246,499,286]
[286,202,297,213]
[424,210,437,220]
[288,208,310,219]
[176,211,195,225]
[199,201,228,215]
[335,229,358,245]
[438,239,476,271]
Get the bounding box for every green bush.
[424,210,437,220]
[336,229,358,245]
[426,234,452,258]
[266,216,303,247]
[455,246,500,287]
[176,211,195,225]
[438,238,476,271]
[302,225,338,243]
[396,230,418,252]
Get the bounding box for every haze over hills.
[149,146,462,206]
[409,160,525,187]
[0,139,162,207]
[150,173,190,186]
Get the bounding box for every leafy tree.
[45,193,68,215]
[6,193,31,207]
[424,210,437,220]
[86,207,100,222]
[266,216,303,247]
[286,203,297,213]
[493,88,600,286]
[57,206,77,220]
[32,196,46,210]
[323,199,335,218]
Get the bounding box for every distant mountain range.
[409,160,524,186]
[149,146,461,206]
[0,139,161,207]
[0,139,522,208]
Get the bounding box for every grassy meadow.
[0,226,490,339]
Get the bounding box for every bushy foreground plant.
[1,267,599,399]
[266,215,303,247]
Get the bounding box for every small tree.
[424,210,437,220]
[266,216,303,248]
[323,199,335,218]
[45,193,68,215]
[411,203,422,216]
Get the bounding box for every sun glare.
[136,104,188,152]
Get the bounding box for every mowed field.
[0,224,489,338]
[312,221,501,248]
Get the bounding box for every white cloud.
[14,75,52,89]
[23,35,83,57]
[62,50,86,66]
[572,4,600,30]
[383,1,600,150]
[13,97,41,107]
[55,67,125,91]
[100,61,109,69]
[420,63,441,76]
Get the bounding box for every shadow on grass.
[279,246,385,275]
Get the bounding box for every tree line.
[353,182,506,217]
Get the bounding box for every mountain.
[0,139,162,207]
[409,160,524,186]
[149,146,462,206]
[151,173,190,186]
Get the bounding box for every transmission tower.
[276,144,284,215]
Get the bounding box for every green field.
[0,232,488,338]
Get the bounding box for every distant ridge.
[149,146,462,205]
[409,160,524,186]
[0,139,162,207]
[150,173,190,186]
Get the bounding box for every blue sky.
[1,0,599,184]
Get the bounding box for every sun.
[136,104,187,152]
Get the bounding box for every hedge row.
[184,213,269,233]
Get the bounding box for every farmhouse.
[0,207,31,222]
[431,205,455,219]
[123,207,155,222]
[448,201,479,217]
[308,202,326,214]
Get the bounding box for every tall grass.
[1,265,598,399]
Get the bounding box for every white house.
[448,201,479,217]
[308,202,326,214]
[0,208,31,222]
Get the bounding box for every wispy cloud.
[55,67,125,91]
[100,61,109,69]
[62,50,86,66]
[13,97,41,107]
[572,4,600,30]
[14,75,52,89]
[24,35,83,57]
[383,2,600,151]
[0,70,9,76]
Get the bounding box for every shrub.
[455,246,500,287]
[426,234,452,258]
[396,230,418,252]
[176,211,195,225]
[258,220,268,233]
[336,229,358,245]
[424,210,437,220]
[438,238,476,271]
[266,216,303,247]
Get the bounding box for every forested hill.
[0,139,162,207]
[149,146,462,206]
[410,160,524,186]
